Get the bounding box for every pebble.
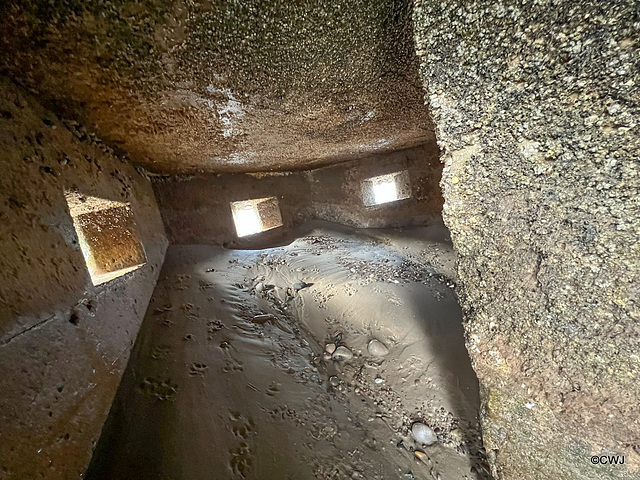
[411,422,437,446]
[322,352,333,361]
[325,343,336,354]
[332,346,354,362]
[291,281,310,292]
[414,450,428,463]
[374,376,383,384]
[255,282,264,294]
[252,314,274,323]
[449,428,463,444]
[329,376,340,387]
[367,339,390,357]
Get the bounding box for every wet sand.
[87,221,490,480]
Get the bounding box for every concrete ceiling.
[0,0,434,174]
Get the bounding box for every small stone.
[414,450,428,463]
[292,281,310,292]
[322,352,332,361]
[329,376,340,387]
[252,314,274,323]
[255,282,264,294]
[449,428,463,444]
[411,422,437,446]
[332,346,354,362]
[367,339,390,357]
[374,376,383,384]
[325,343,336,354]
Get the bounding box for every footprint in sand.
[220,342,245,372]
[137,377,178,401]
[151,344,173,360]
[266,382,281,396]
[229,443,253,478]
[207,320,224,339]
[188,363,208,377]
[228,411,256,477]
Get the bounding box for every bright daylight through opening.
[230,197,283,237]
[65,191,147,285]
[362,170,411,206]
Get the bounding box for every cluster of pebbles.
[319,336,450,465]
[323,338,389,386]
[240,237,490,479]
[312,330,490,478]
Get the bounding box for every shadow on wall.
[152,142,443,249]
[0,77,168,480]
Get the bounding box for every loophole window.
[361,170,411,206]
[231,197,283,237]
[65,192,147,285]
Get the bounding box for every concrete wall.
[153,143,443,248]
[413,2,639,479]
[0,78,168,479]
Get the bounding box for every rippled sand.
[87,221,490,480]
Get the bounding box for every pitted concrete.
[413,1,640,478]
[0,0,433,173]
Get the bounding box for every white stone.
[411,422,437,446]
[367,339,389,357]
[332,346,353,362]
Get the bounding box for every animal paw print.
[220,341,244,372]
[227,411,256,477]
[223,358,244,373]
[189,363,208,377]
[207,320,224,339]
[344,283,357,296]
[199,280,215,290]
[175,275,191,290]
[229,443,253,478]
[229,411,255,439]
[161,317,174,328]
[138,377,178,401]
[266,382,281,396]
[151,344,173,360]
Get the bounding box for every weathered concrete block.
[413,1,639,478]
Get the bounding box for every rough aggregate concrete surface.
[413,1,639,479]
[153,143,444,247]
[0,78,168,479]
[0,0,433,173]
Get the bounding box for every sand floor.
[87,221,490,480]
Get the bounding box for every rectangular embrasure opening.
[231,197,283,237]
[65,192,147,285]
[361,170,411,206]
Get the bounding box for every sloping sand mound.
[88,222,490,479]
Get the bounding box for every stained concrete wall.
[152,143,443,248]
[0,78,168,479]
[0,0,433,173]
[412,1,640,479]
